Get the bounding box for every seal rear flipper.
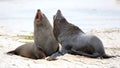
[102,54,115,58]
[7,50,17,55]
[71,49,100,58]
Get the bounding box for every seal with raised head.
[34,9,59,56]
[7,9,59,59]
[47,10,114,60]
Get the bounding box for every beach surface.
[0,27,120,68]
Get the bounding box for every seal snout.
[57,10,61,14]
[54,9,64,20]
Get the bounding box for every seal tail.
[7,50,16,55]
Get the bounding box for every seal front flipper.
[46,52,62,61]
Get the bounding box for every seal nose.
[57,10,61,14]
[55,9,64,19]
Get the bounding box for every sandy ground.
[0,27,120,68]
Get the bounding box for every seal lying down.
[7,9,59,59]
[47,10,114,61]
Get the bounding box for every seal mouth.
[35,9,42,24]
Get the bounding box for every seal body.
[47,10,114,60]
[34,10,59,56]
[7,9,59,59]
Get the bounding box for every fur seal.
[47,10,114,60]
[7,9,59,59]
[34,9,59,56]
